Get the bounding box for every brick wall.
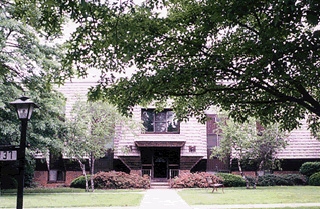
[33,170,83,187]
[65,171,83,186]
[232,171,256,177]
[34,171,48,187]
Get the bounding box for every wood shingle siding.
[277,119,320,159]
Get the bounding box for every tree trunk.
[89,152,95,192]
[77,159,89,192]
[254,160,265,189]
[237,159,250,189]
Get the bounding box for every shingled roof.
[277,120,320,159]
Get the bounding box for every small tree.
[63,99,138,192]
[211,116,287,188]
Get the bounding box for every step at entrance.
[150,179,170,189]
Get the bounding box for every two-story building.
[33,77,320,186]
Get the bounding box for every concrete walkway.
[139,189,192,209]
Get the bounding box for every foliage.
[308,172,320,186]
[63,99,139,192]
[8,1,320,136]
[44,0,320,137]
[216,173,246,187]
[212,117,287,178]
[94,171,150,189]
[171,172,223,188]
[283,174,308,186]
[1,1,71,189]
[257,174,307,186]
[299,162,320,177]
[70,175,91,189]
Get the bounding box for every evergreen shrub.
[257,174,306,186]
[217,173,246,187]
[299,162,320,177]
[70,175,91,188]
[309,172,320,186]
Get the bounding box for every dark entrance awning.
[135,141,185,147]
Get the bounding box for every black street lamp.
[10,96,38,209]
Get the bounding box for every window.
[49,170,65,182]
[141,109,180,133]
[207,134,221,149]
[207,114,221,149]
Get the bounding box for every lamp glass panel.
[16,103,30,119]
[27,105,34,120]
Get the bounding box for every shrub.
[300,162,320,177]
[0,175,17,189]
[171,172,223,188]
[283,174,307,185]
[257,174,307,186]
[94,171,150,189]
[70,175,91,188]
[216,173,246,187]
[309,172,320,186]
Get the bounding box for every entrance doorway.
[153,150,167,178]
[140,147,180,179]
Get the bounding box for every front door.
[153,151,168,178]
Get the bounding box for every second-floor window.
[141,109,180,133]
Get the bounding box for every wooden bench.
[206,177,224,193]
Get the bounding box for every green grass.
[1,186,320,208]
[178,186,320,205]
[0,188,145,208]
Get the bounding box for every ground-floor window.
[48,170,65,182]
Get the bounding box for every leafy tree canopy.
[0,1,69,155]
[211,117,287,173]
[63,99,140,191]
[10,0,320,135]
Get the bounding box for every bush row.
[171,173,307,188]
[256,174,307,186]
[299,162,320,177]
[70,171,314,189]
[70,171,150,189]
[171,172,223,188]
[94,171,150,189]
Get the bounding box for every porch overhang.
[134,141,186,147]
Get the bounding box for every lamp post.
[10,96,38,209]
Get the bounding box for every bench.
[206,177,224,193]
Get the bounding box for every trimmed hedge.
[309,172,320,186]
[300,162,320,177]
[70,175,91,188]
[257,174,307,186]
[217,173,246,187]
[94,171,150,189]
[171,172,223,188]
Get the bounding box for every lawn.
[1,186,320,208]
[0,188,145,208]
[178,186,320,205]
